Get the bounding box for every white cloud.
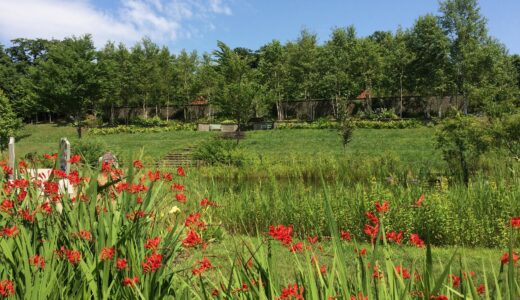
[0,0,232,47]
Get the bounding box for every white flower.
[169,206,181,214]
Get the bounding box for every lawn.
[13,124,441,169]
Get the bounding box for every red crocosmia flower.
[375,200,389,213]
[386,230,403,244]
[511,217,520,228]
[211,289,220,296]
[171,183,185,191]
[144,236,161,250]
[200,198,217,207]
[395,265,410,279]
[0,279,16,297]
[67,171,82,186]
[147,170,161,182]
[476,284,485,295]
[52,169,67,178]
[68,154,81,164]
[182,229,203,248]
[340,230,352,241]
[176,193,187,203]
[192,257,213,275]
[2,166,13,175]
[43,153,58,161]
[372,265,383,279]
[162,172,173,181]
[350,294,368,300]
[142,252,163,273]
[410,233,425,248]
[289,242,304,252]
[125,210,146,220]
[0,200,13,212]
[116,258,128,270]
[19,209,35,223]
[17,190,27,202]
[450,274,460,288]
[431,296,449,300]
[307,236,318,244]
[40,202,52,214]
[12,179,29,188]
[177,166,185,176]
[279,284,304,300]
[43,181,59,194]
[30,255,45,269]
[185,213,206,229]
[1,226,19,237]
[65,249,81,264]
[415,194,425,207]
[268,225,293,245]
[133,160,143,169]
[18,160,28,169]
[320,264,327,274]
[363,224,379,243]
[365,211,379,225]
[355,248,367,256]
[100,247,115,261]
[501,252,519,264]
[462,271,475,278]
[76,230,92,241]
[122,276,139,287]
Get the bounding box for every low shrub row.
[274,119,423,130]
[88,123,196,135]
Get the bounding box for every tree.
[439,0,488,114]
[33,35,100,138]
[98,41,121,124]
[407,14,451,117]
[174,49,199,120]
[258,40,288,120]
[286,30,319,102]
[356,38,383,112]
[0,90,22,152]
[388,28,414,117]
[213,41,257,142]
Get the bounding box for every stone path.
[156,146,199,168]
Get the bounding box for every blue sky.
[1,0,519,54]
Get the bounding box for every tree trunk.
[110,103,115,125]
[49,113,52,123]
[399,74,404,118]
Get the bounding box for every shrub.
[88,123,196,135]
[73,138,107,166]
[0,90,22,152]
[193,138,245,166]
[132,116,168,127]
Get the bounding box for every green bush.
[193,138,245,166]
[73,138,107,166]
[131,116,169,127]
[274,119,422,130]
[88,122,196,135]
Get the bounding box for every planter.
[209,124,222,131]
[197,123,210,131]
[221,123,238,132]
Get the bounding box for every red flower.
[395,265,410,279]
[17,190,27,202]
[386,230,403,244]
[1,226,19,237]
[182,229,204,248]
[2,166,13,175]
[122,276,139,287]
[365,211,379,225]
[501,252,519,264]
[279,284,304,300]
[185,213,206,229]
[409,233,425,248]
[76,230,92,241]
[0,279,15,297]
[177,166,186,177]
[268,225,293,245]
[18,160,28,169]
[339,229,351,241]
[147,170,161,182]
[133,160,143,169]
[43,153,58,160]
[68,154,81,163]
[116,258,128,270]
[176,193,187,203]
[307,236,318,244]
[144,236,161,250]
[163,172,173,181]
[40,202,52,214]
[65,249,81,264]
[18,209,35,223]
[476,283,485,295]
[415,194,425,207]
[355,248,367,256]
[192,257,213,275]
[431,296,448,300]
[375,200,389,213]
[200,198,217,207]
[363,224,379,243]
[350,294,368,300]
[100,247,115,261]
[30,255,45,269]
[511,217,520,228]
[0,200,13,212]
[450,274,460,288]
[171,183,185,191]
[289,242,304,252]
[142,252,163,273]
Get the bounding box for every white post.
[8,137,15,180]
[59,138,71,175]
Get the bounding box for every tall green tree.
[258,40,288,120]
[0,90,23,152]
[388,28,414,117]
[286,30,319,101]
[98,41,121,124]
[33,35,100,138]
[174,50,199,120]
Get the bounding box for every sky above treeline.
[0,0,518,54]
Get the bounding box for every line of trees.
[0,0,519,134]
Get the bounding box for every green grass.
[12,124,441,169]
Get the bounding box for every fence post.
[59,138,71,175]
[8,137,15,180]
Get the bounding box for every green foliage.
[88,123,196,135]
[494,113,520,161]
[435,115,493,184]
[274,119,422,130]
[192,138,245,166]
[0,89,22,152]
[131,116,169,127]
[73,138,107,166]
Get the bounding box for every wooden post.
[8,137,15,180]
[60,138,71,175]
